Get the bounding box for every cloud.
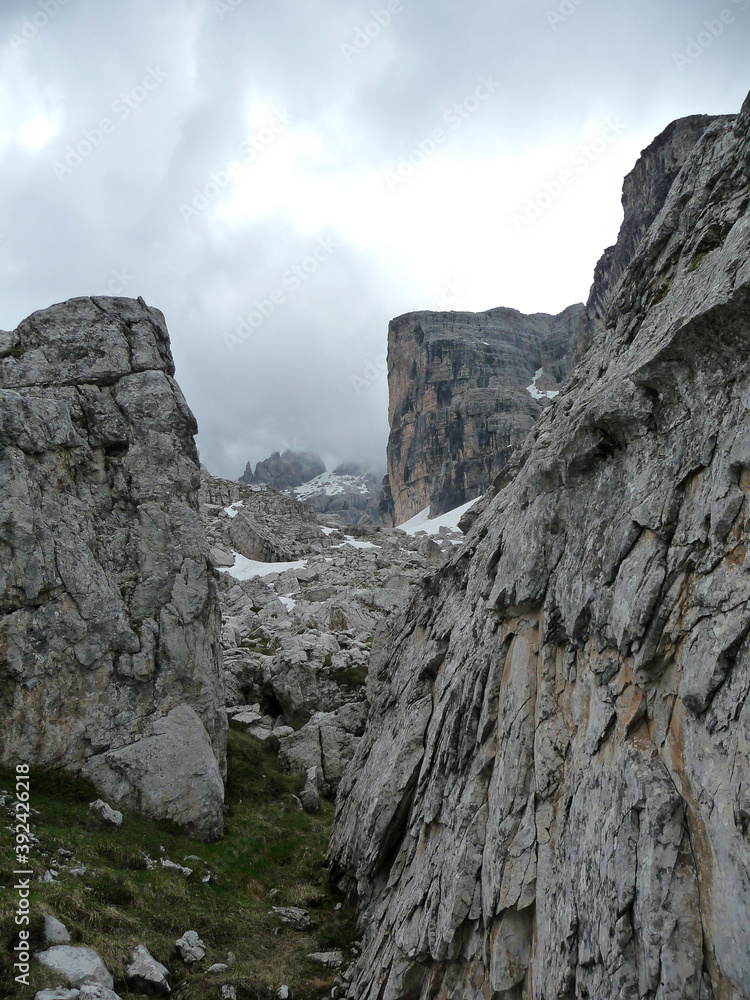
[0,0,748,478]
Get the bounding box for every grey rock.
[34,990,79,1000]
[221,988,238,1000]
[381,303,584,524]
[306,951,344,969]
[328,96,750,1000]
[126,944,170,995]
[299,765,321,814]
[206,962,229,974]
[43,913,71,945]
[270,906,314,931]
[36,946,113,989]
[82,705,224,842]
[175,930,205,963]
[0,297,226,838]
[241,449,326,490]
[88,800,122,827]
[77,986,122,1000]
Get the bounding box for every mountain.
[380,303,584,525]
[239,451,383,525]
[239,448,326,490]
[381,113,729,527]
[328,95,750,998]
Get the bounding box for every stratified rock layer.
[329,99,750,997]
[0,296,225,840]
[381,304,584,525]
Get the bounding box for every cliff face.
[382,115,727,529]
[328,95,750,999]
[583,113,729,349]
[240,449,326,489]
[0,297,226,840]
[381,304,584,525]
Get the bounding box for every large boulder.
[0,297,226,840]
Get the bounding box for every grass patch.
[0,730,354,999]
[330,666,368,688]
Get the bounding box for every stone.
[276,988,290,1000]
[36,946,113,989]
[43,913,71,945]
[299,766,321,814]
[206,963,229,974]
[78,986,122,1000]
[34,991,80,1000]
[221,988,237,1000]
[88,800,122,827]
[306,951,344,969]
[0,297,226,836]
[175,930,206,963]
[270,907,314,931]
[328,95,750,1000]
[126,944,171,995]
[82,706,224,842]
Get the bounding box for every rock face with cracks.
[328,98,750,998]
[0,296,226,841]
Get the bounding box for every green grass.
[0,730,356,999]
[330,666,368,688]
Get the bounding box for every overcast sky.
[1,0,748,479]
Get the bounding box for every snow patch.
[398,497,481,536]
[278,596,296,611]
[526,368,559,401]
[294,472,370,499]
[219,553,308,581]
[332,536,380,551]
[224,501,244,518]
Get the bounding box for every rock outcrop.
[328,98,750,997]
[380,304,584,525]
[0,296,225,840]
[584,112,729,349]
[240,449,326,490]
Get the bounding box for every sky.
[0,0,748,480]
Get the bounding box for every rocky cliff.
[0,296,226,841]
[240,448,326,489]
[381,304,584,525]
[328,96,750,999]
[382,114,728,529]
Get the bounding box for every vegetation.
[0,729,357,999]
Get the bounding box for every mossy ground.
[0,727,357,999]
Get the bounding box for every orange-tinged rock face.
[329,94,750,1000]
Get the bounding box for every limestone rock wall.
[328,97,750,998]
[0,296,226,840]
[381,304,584,525]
